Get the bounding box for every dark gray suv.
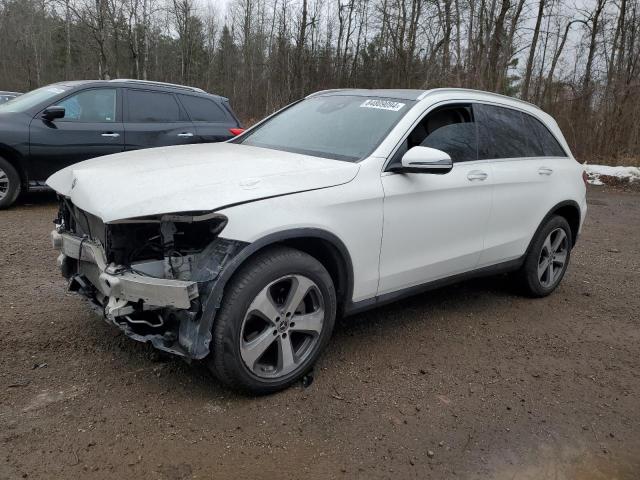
[0,80,242,208]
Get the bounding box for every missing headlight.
[105,214,228,266]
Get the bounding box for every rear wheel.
[516,215,572,297]
[0,157,21,209]
[208,246,336,394]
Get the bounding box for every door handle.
[177,132,194,137]
[538,166,554,176]
[467,170,488,181]
[101,132,120,138]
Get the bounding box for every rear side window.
[476,103,567,159]
[127,90,181,122]
[179,95,228,122]
[523,114,567,157]
[475,104,533,159]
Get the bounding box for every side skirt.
[344,256,525,316]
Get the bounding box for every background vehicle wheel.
[516,215,572,297]
[208,246,337,394]
[0,157,21,209]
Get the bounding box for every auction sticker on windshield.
[360,99,405,111]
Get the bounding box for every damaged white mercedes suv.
[49,88,587,394]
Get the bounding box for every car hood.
[47,143,359,223]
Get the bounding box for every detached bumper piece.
[51,229,200,357]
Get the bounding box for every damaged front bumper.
[52,230,199,309]
[51,228,244,359]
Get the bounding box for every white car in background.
[48,88,587,394]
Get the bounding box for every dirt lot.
[1,187,639,480]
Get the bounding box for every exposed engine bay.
[53,197,247,359]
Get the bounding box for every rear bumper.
[51,230,199,309]
[579,195,588,235]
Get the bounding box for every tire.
[208,246,337,394]
[516,215,573,297]
[0,157,21,209]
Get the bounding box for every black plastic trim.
[345,257,524,316]
[214,229,353,304]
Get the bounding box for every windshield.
[238,95,415,161]
[0,84,71,113]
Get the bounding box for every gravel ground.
[1,187,639,480]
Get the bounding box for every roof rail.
[110,79,206,93]
[306,88,353,98]
[420,88,541,110]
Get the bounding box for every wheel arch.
[219,229,354,312]
[195,228,355,359]
[0,144,28,187]
[527,200,581,254]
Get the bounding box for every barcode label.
[360,99,406,111]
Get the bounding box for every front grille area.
[57,198,161,265]
[58,198,106,246]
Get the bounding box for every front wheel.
[516,215,572,297]
[208,246,337,394]
[0,157,21,209]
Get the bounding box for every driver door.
[378,103,493,296]
[29,88,124,181]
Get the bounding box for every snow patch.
[584,164,640,185]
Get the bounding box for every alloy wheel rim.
[239,274,325,379]
[537,228,568,288]
[0,167,9,200]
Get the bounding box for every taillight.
[582,170,589,186]
[229,128,245,136]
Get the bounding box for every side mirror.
[42,106,65,121]
[394,146,453,174]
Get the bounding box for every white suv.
[49,88,587,394]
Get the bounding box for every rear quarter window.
[522,114,567,157]
[179,95,228,122]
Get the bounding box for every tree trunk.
[521,0,545,100]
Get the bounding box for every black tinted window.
[476,104,535,159]
[57,89,116,122]
[179,95,227,122]
[523,114,567,157]
[127,90,181,122]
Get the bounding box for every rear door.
[123,88,196,150]
[474,103,571,266]
[177,94,238,143]
[29,87,124,180]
